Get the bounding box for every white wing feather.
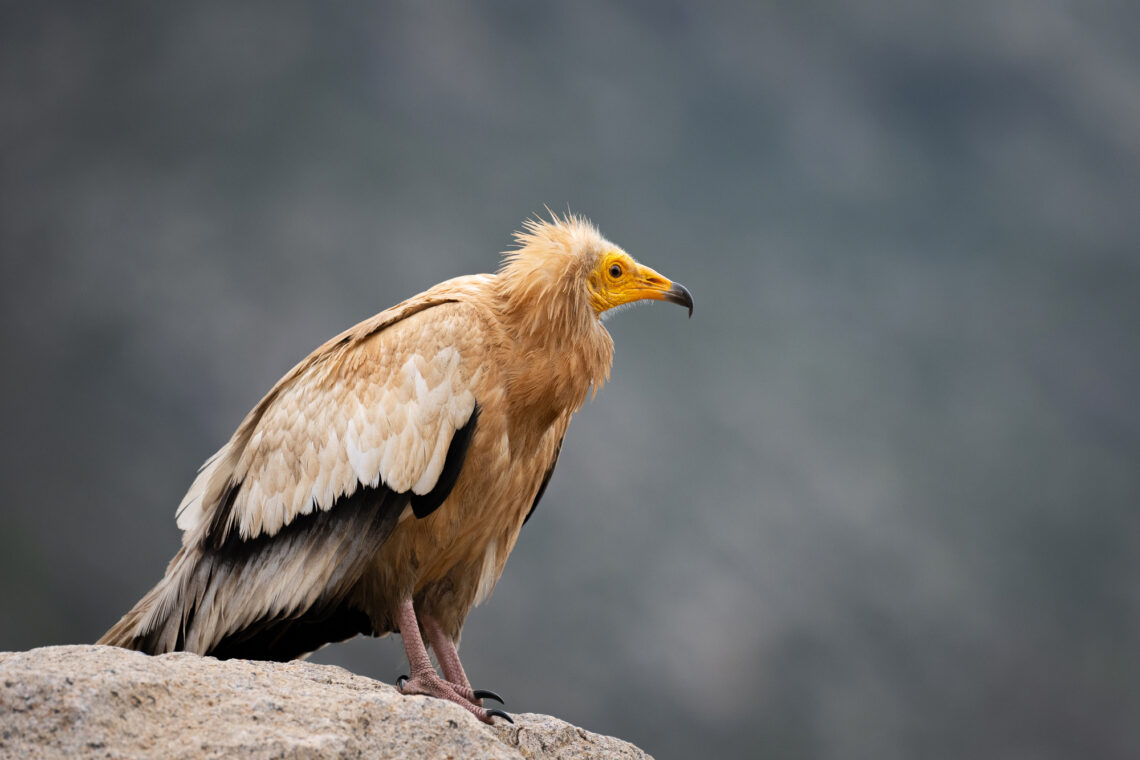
[175,299,484,542]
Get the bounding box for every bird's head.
[499,213,693,333]
[585,248,694,321]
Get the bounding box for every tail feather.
[98,604,152,650]
[98,482,407,658]
[97,546,205,653]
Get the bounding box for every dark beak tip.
[665,282,694,318]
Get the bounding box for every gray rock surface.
[0,645,652,759]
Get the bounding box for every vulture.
[99,213,693,723]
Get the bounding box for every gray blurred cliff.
[1,4,1138,760]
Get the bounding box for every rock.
[0,645,652,760]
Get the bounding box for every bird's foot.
[446,681,505,706]
[397,673,512,725]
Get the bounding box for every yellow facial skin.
[589,251,694,318]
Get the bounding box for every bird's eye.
[608,263,623,279]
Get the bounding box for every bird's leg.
[395,598,511,724]
[421,613,474,698]
[422,613,505,707]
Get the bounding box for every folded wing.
[178,298,484,547]
[101,294,492,657]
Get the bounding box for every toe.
[395,672,507,724]
[485,708,514,724]
[472,689,505,705]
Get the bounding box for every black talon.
[472,689,505,705]
[486,708,514,724]
[396,675,409,692]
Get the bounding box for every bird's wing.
[175,280,493,548]
[523,427,566,526]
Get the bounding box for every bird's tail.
[97,546,201,654]
[98,486,405,659]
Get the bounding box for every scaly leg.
[422,613,505,707]
[394,598,511,724]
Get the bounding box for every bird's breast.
[383,414,559,604]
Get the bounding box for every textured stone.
[0,646,651,760]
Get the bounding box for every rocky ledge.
[0,645,651,759]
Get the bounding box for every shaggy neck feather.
[493,244,614,439]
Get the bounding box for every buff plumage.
[99,213,693,723]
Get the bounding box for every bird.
[99,212,693,723]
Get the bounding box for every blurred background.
[2,2,1138,758]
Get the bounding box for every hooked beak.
[635,264,694,318]
[661,281,694,318]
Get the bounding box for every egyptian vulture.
[100,213,693,723]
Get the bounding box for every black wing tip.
[522,437,563,527]
[409,403,481,519]
[205,479,242,551]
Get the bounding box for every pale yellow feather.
[100,215,684,663]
